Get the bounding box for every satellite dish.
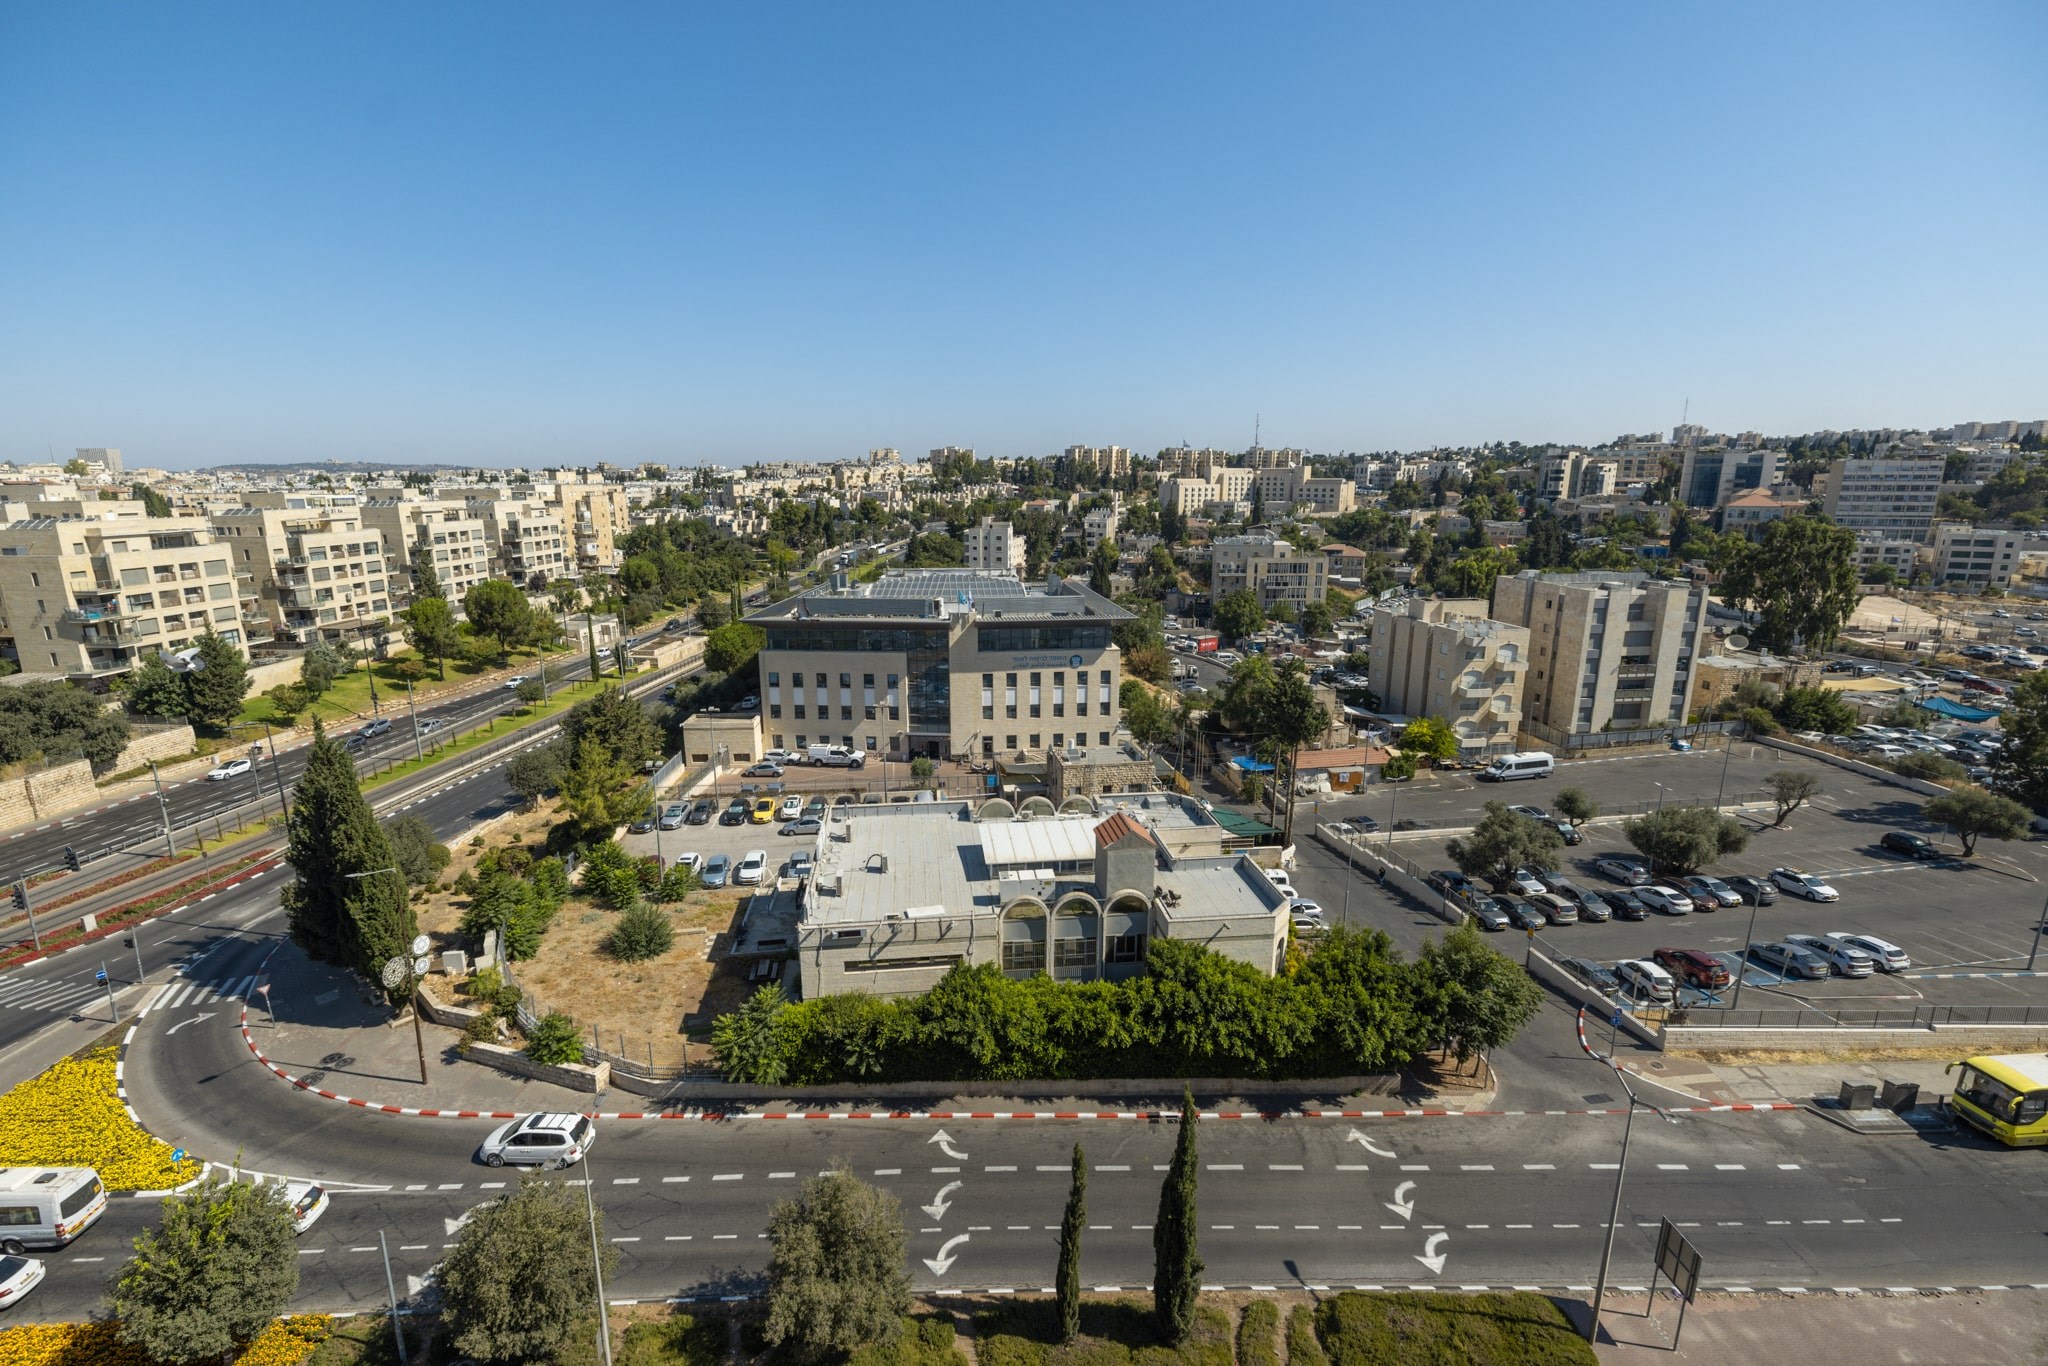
[1726,635,1749,652]
[410,933,431,956]
[379,957,408,990]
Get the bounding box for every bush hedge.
[1314,1292,1594,1366]
[1284,1306,1326,1366]
[1236,1301,1280,1366]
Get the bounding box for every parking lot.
[1286,742,2048,1020]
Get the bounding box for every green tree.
[464,579,538,660]
[0,679,130,769]
[560,739,651,838]
[459,870,553,960]
[1121,683,1176,749]
[282,719,420,1001]
[764,1164,912,1362]
[1088,539,1118,596]
[515,676,545,707]
[1413,921,1544,1067]
[63,456,88,476]
[1214,589,1264,642]
[299,640,349,699]
[1057,1143,1087,1343]
[1553,786,1597,827]
[404,594,462,681]
[438,1178,617,1365]
[1444,801,1563,890]
[123,653,190,719]
[131,482,172,517]
[1924,787,2031,856]
[1895,751,1968,783]
[409,540,443,601]
[383,812,451,886]
[608,901,675,961]
[1992,670,2048,811]
[714,985,791,1084]
[1300,599,1336,639]
[113,1176,298,1365]
[1399,715,1460,766]
[563,684,661,769]
[1773,685,1856,734]
[1717,515,1861,652]
[705,621,766,676]
[181,631,252,729]
[506,738,569,805]
[1152,1087,1203,1344]
[1621,804,1750,875]
[1764,770,1820,826]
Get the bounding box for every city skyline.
[3,3,2043,470]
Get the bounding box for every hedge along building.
[782,793,1286,1001]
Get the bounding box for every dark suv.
[1652,947,1732,991]
[719,797,750,826]
[687,798,715,825]
[1881,831,1941,860]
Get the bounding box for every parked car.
[701,853,731,888]
[1288,898,1326,921]
[1527,892,1578,926]
[1772,867,1840,902]
[1615,959,1677,1004]
[1783,932,1874,977]
[1562,957,1622,994]
[776,796,804,822]
[804,796,828,820]
[478,1113,595,1169]
[785,850,814,879]
[749,797,778,824]
[734,849,769,885]
[1504,866,1549,897]
[1427,870,1476,902]
[1494,896,1545,931]
[1603,887,1649,920]
[1679,875,1742,909]
[671,852,704,875]
[1721,874,1777,906]
[1651,947,1732,991]
[742,763,785,779]
[1747,940,1830,980]
[1637,885,1694,916]
[628,811,657,834]
[0,1253,46,1309]
[781,817,823,837]
[1880,831,1941,860]
[1553,883,1611,922]
[1469,897,1512,932]
[686,798,715,825]
[1551,821,1583,846]
[1507,804,1550,822]
[720,798,749,826]
[1594,856,1650,886]
[657,803,687,831]
[207,757,252,781]
[1825,931,1911,973]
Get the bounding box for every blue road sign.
[95,968,107,984]
[170,1149,186,1163]
[1611,1008,1624,1028]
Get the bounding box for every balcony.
[1615,658,1657,680]
[61,605,121,625]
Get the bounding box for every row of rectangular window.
[1000,935,1146,972]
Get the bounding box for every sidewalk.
[1592,1287,2048,1364]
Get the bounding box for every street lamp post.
[1583,1026,1678,1343]
[351,866,428,1083]
[229,721,292,823]
[2030,887,2048,972]
[404,682,425,763]
[581,1159,615,1366]
[1729,887,1765,1010]
[1715,731,1735,809]
[146,760,177,860]
[356,622,382,716]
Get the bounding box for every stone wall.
[633,634,705,673]
[111,723,196,772]
[245,657,305,696]
[464,1040,611,1093]
[0,758,96,829]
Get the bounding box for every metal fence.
[500,957,719,1082]
[1680,1004,2048,1031]
[1520,719,1741,753]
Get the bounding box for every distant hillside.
[200,461,485,474]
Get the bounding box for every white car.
[503,675,528,689]
[1825,932,1911,973]
[207,757,253,781]
[478,1112,595,1168]
[1506,866,1549,897]
[1290,913,1326,935]
[1615,959,1677,1004]
[734,849,769,885]
[0,1252,44,1309]
[1637,885,1695,916]
[1783,933,1874,977]
[284,1180,329,1234]
[672,852,705,875]
[1772,867,1840,902]
[776,796,803,822]
[1287,898,1325,921]
[1265,868,1295,893]
[1593,857,1650,886]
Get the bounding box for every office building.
[1209,534,1329,615]
[1677,447,1783,510]
[1367,598,1529,757]
[1813,456,1945,541]
[1488,570,1708,740]
[208,505,392,647]
[963,517,1025,574]
[1932,523,2044,589]
[746,568,1131,761]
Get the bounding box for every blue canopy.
[1920,696,1999,722]
[1229,756,1276,773]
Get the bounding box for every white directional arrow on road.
[1346,1127,1395,1158]
[927,1129,968,1161]
[163,1012,217,1036]
[1384,1180,1416,1221]
[921,1180,962,1220]
[406,1273,431,1298]
[922,1232,970,1276]
[1414,1232,1449,1275]
[444,1207,481,1238]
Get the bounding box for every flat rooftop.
[747,569,1132,626]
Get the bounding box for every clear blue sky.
[3,4,2043,470]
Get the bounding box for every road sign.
[170,1148,186,1163]
[1654,1218,1702,1301]
[1611,1008,1624,1029]
[95,968,107,984]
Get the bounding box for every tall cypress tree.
[1057,1142,1087,1343]
[409,541,444,602]
[1152,1088,1202,1344]
[283,718,418,1002]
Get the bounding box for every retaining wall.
[601,1070,1405,1102]
[1665,1024,2048,1054]
[0,758,96,828]
[465,1040,610,1093]
[1752,735,1951,798]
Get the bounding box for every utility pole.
[1715,732,1734,809]
[378,1230,409,1365]
[405,682,425,763]
[581,1163,615,1365]
[2030,887,2048,972]
[147,760,176,859]
[358,622,382,716]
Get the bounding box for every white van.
[0,1167,107,1252]
[1479,751,1555,782]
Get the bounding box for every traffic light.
[10,883,25,913]
[62,846,80,873]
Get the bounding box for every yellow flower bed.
[0,1046,198,1192]
[0,1317,329,1366]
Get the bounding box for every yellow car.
[750,797,778,824]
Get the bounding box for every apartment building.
[0,516,247,677]
[1488,570,1708,739]
[1932,523,2044,589]
[359,498,494,603]
[209,506,392,647]
[1813,455,1945,541]
[1718,489,1807,537]
[746,569,1130,761]
[548,473,629,571]
[963,517,1026,574]
[1209,534,1329,615]
[1250,464,1355,515]
[1538,450,1618,501]
[1851,533,1921,581]
[1062,445,1131,479]
[1082,506,1119,553]
[466,498,570,588]
[1677,447,1783,510]
[1367,598,1529,756]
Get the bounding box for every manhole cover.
[1583,1092,1615,1105]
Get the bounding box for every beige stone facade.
[1367,597,1529,755]
[1488,570,1708,739]
[208,506,392,647]
[360,499,494,605]
[466,498,570,588]
[1210,534,1329,615]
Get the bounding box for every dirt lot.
[417,802,761,1068]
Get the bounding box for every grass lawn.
[238,642,574,729]
[976,1299,1233,1366]
[1313,1292,1594,1366]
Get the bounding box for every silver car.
[1825,932,1910,973]
[478,1113,595,1169]
[1784,933,1874,977]
[1594,857,1650,886]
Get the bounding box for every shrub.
[461,1015,497,1046]
[618,1313,729,1366]
[1285,1306,1326,1366]
[1237,1301,1280,1366]
[524,1012,584,1065]
[608,902,676,962]
[1314,1292,1593,1366]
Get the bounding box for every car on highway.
[687,797,714,825]
[417,718,446,737]
[1782,932,1875,977]
[781,817,823,837]
[776,796,804,822]
[1678,875,1742,909]
[1747,940,1831,980]
[357,717,393,740]
[1593,856,1650,886]
[1468,897,1512,932]
[478,1113,595,1169]
[720,798,749,826]
[1496,896,1545,931]
[1880,831,1942,860]
[0,1253,46,1309]
[734,849,769,885]
[1527,891,1578,926]
[503,675,527,689]
[285,1180,329,1235]
[749,797,777,824]
[1772,867,1840,902]
[701,853,731,888]
[1561,957,1621,994]
[1603,887,1649,920]
[1637,885,1694,916]
[742,762,785,779]
[1651,947,1731,991]
[1825,931,1910,972]
[1615,959,1676,1003]
[657,803,687,831]
[207,757,252,781]
[1721,874,1777,906]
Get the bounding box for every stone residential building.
[1367,597,1529,756]
[208,505,393,648]
[547,472,629,571]
[1932,522,2047,589]
[466,497,570,588]
[1488,570,1708,740]
[963,517,1026,574]
[359,498,494,604]
[1718,489,1807,537]
[1209,534,1329,616]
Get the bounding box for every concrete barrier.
[601,1070,1406,1103]
[1752,735,1953,798]
[1665,1024,2048,1054]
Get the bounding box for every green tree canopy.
[1717,515,1861,652]
[463,579,540,659]
[409,540,443,601]
[1924,787,2031,856]
[0,679,130,769]
[1621,804,1750,875]
[1213,589,1264,641]
[1553,786,1597,826]
[1152,1088,1203,1344]
[113,1176,298,1365]
[1773,685,1857,735]
[562,684,662,770]
[1991,671,2048,812]
[299,640,349,699]
[764,1164,912,1361]
[705,621,766,676]
[1399,715,1460,765]
[383,812,451,886]
[283,720,420,1000]
[1445,801,1564,889]
[438,1178,617,1366]
[404,594,462,681]
[182,631,252,729]
[1413,921,1544,1064]
[122,653,190,720]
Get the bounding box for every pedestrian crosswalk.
[155,974,257,1012]
[0,969,257,1018]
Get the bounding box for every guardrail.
[1685,1004,2048,1031]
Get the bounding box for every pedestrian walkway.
[1593,1286,2048,1363]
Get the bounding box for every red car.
[1652,947,1732,991]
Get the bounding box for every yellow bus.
[1947,1053,2048,1147]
